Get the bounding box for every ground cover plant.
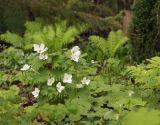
[1,1,160,124]
[1,20,160,125]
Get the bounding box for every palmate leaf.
[122,108,160,125]
[24,104,68,123]
[66,98,91,121]
[38,105,65,123]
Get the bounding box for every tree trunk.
[122,10,133,35]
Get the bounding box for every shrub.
[129,0,159,62]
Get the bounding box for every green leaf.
[122,108,160,125]
[0,32,23,47]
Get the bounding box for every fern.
[1,21,84,51]
[127,56,160,88]
[0,32,23,47]
[89,30,128,58]
[107,30,128,57]
[88,36,107,53]
[26,21,83,50]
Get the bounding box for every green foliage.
[122,108,160,125]
[0,85,23,125]
[0,21,98,124]
[127,56,160,88]
[0,0,134,33]
[0,0,28,33]
[129,0,160,62]
[0,21,83,51]
[1,32,23,47]
[18,0,126,30]
[1,21,160,125]
[1,0,160,124]
[89,30,128,84]
[89,30,128,58]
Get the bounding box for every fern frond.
[106,30,128,57]
[89,30,128,58]
[89,35,107,54]
[1,21,83,51]
[41,21,81,50]
[62,27,79,45]
[0,32,23,47]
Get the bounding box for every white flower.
[76,84,83,88]
[20,64,30,71]
[56,82,65,93]
[47,77,55,86]
[39,53,48,60]
[71,46,80,53]
[33,43,48,54]
[81,77,90,85]
[71,53,80,62]
[70,46,81,62]
[63,73,72,83]
[32,88,40,98]
[128,90,134,97]
[33,44,48,60]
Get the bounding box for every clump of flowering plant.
[0,21,145,125]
